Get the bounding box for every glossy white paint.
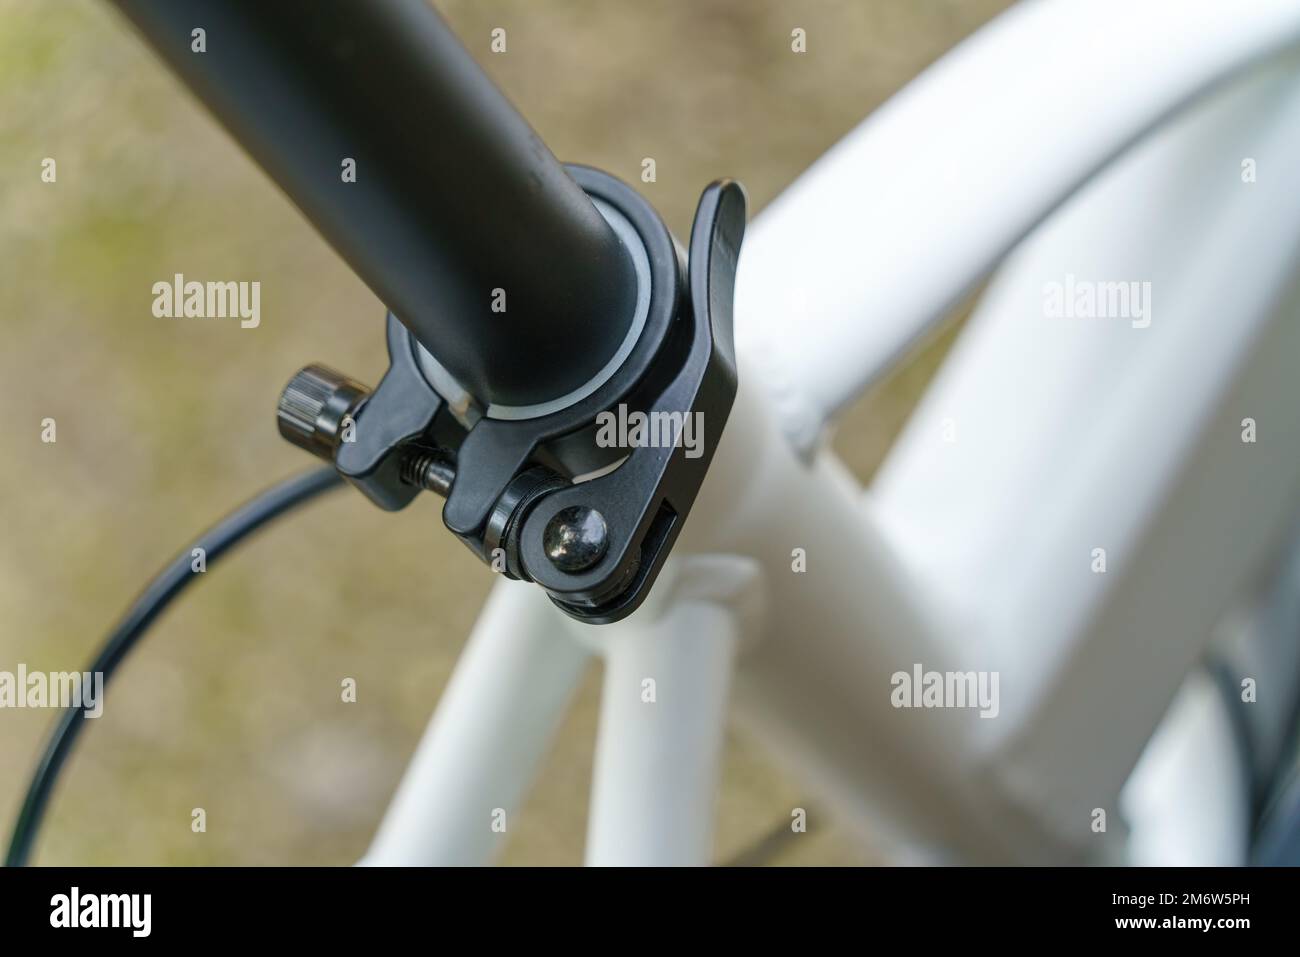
[735,0,1300,454]
[580,558,752,866]
[361,579,589,866]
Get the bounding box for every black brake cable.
[5,466,343,866]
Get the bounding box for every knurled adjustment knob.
[277,364,371,462]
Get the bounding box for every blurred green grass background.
[0,0,1009,865]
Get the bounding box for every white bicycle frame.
[361,0,1300,866]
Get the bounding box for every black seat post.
[111,0,638,409]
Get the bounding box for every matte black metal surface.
[111,0,637,408]
[441,166,681,541]
[518,179,747,622]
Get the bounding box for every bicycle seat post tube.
[110,0,638,409]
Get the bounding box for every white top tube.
[733,0,1300,454]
